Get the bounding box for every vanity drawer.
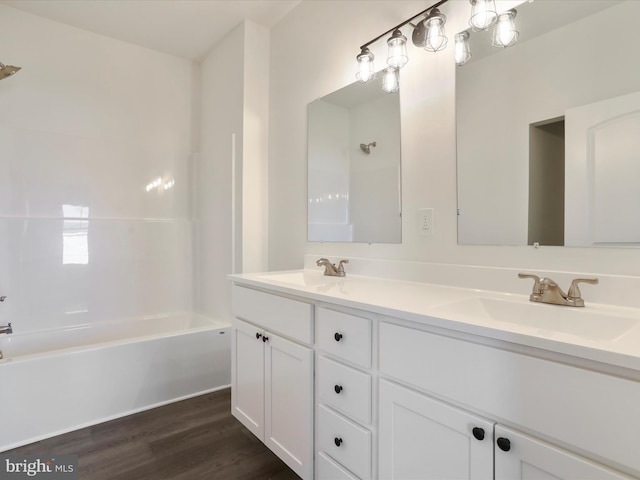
[317,355,372,425]
[317,404,372,479]
[316,308,371,367]
[317,451,360,480]
[231,285,313,344]
[379,321,640,474]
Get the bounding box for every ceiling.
[2,0,301,60]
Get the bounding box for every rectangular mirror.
[308,75,401,243]
[456,0,640,247]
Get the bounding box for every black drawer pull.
[334,332,343,342]
[262,335,269,343]
[334,385,343,394]
[255,332,262,340]
[334,437,343,447]
[472,427,485,441]
[497,437,511,452]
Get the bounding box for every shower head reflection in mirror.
[308,74,401,244]
[0,61,21,80]
[360,141,377,155]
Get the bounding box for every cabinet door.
[495,426,631,480]
[231,319,265,439]
[379,379,494,480]
[265,332,314,479]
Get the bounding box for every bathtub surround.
[0,4,194,333]
[0,3,239,451]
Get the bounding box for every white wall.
[196,21,269,321]
[269,0,640,277]
[0,5,195,333]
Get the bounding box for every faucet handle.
[519,273,544,302]
[568,277,599,299]
[518,273,542,293]
[337,259,349,275]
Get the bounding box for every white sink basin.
[434,297,639,342]
[255,271,341,287]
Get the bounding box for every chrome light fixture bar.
[356,0,449,87]
[356,0,520,92]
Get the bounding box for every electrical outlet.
[418,208,434,236]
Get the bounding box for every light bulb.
[387,29,408,68]
[424,8,448,52]
[455,31,471,66]
[469,0,498,30]
[492,9,519,48]
[381,67,399,93]
[356,47,375,83]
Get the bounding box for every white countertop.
[229,269,640,372]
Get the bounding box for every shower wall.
[0,5,196,333]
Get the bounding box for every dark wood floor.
[9,388,300,480]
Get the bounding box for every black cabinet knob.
[255,332,262,340]
[334,385,343,394]
[262,335,269,343]
[334,332,343,342]
[334,437,343,447]
[497,437,511,452]
[472,427,485,441]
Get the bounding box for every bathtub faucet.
[0,323,11,335]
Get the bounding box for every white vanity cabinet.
[315,307,374,480]
[231,286,314,480]
[230,272,640,480]
[378,321,637,480]
[494,425,631,480]
[379,379,630,480]
[379,379,494,479]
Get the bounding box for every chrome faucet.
[519,273,598,307]
[316,258,349,277]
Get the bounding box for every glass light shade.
[455,31,471,66]
[424,8,448,52]
[387,29,408,68]
[492,9,519,48]
[356,47,375,83]
[469,0,498,30]
[381,67,399,93]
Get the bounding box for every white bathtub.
[0,313,231,451]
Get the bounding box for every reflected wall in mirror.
[308,75,401,243]
[456,0,640,247]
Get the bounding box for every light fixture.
[387,29,408,68]
[356,47,375,83]
[492,9,519,48]
[469,0,498,31]
[355,0,523,91]
[381,67,399,93]
[423,8,448,52]
[454,31,471,66]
